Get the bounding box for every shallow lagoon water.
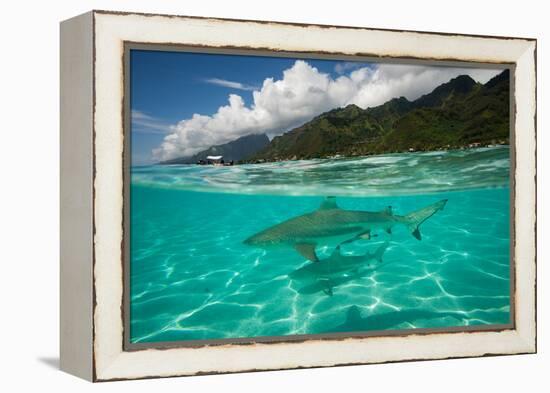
[130,147,510,343]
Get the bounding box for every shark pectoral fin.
[319,278,334,296]
[295,243,318,262]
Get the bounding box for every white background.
[0,0,546,391]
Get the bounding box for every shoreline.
[150,142,510,167]
[237,141,510,165]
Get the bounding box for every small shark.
[244,197,447,261]
[289,242,389,296]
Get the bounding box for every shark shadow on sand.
[326,305,468,333]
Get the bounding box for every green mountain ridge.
[161,133,270,164]
[247,70,510,162]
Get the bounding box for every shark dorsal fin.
[330,245,342,259]
[319,196,339,210]
[382,205,393,215]
[345,306,362,324]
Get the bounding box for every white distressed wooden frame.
[60,10,536,382]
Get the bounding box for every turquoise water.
[130,147,510,343]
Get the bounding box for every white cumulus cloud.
[334,61,365,74]
[154,61,501,161]
[203,78,258,91]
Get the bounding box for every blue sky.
[130,49,500,165]
[130,50,361,164]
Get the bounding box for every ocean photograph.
[128,49,511,344]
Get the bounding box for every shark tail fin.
[373,242,389,263]
[402,199,448,240]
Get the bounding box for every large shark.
[244,197,447,261]
[289,242,389,296]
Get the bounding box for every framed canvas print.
[60,10,537,381]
